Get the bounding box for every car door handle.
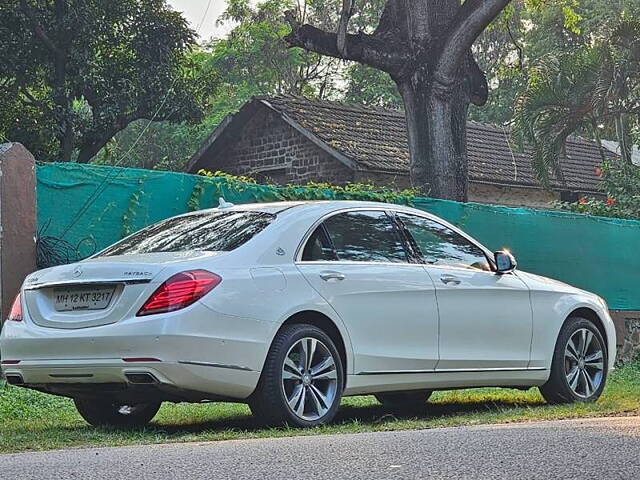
[440,274,461,285]
[319,271,346,282]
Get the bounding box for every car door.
[296,209,440,374]
[396,213,533,371]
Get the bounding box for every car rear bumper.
[0,303,273,400]
[1,358,260,400]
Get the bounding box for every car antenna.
[218,197,235,209]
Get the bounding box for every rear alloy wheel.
[540,316,607,404]
[375,391,432,410]
[74,398,161,427]
[250,324,344,427]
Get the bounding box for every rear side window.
[302,225,338,261]
[308,210,407,263]
[99,211,275,256]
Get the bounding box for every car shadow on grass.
[17,394,549,443]
[137,395,549,436]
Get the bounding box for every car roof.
[221,201,309,214]
[187,200,434,220]
[219,200,416,214]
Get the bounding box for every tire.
[539,316,608,404]
[74,398,161,427]
[249,324,344,428]
[375,391,432,409]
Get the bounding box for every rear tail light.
[7,294,23,322]
[137,270,221,317]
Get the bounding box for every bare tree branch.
[506,18,524,71]
[435,0,512,84]
[337,0,355,57]
[284,10,408,74]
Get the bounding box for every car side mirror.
[494,250,517,274]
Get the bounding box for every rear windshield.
[98,210,276,256]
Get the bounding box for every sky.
[167,0,232,41]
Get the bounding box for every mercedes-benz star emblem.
[72,266,83,278]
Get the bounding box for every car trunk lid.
[24,251,224,329]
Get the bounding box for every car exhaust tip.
[125,372,159,385]
[5,374,24,386]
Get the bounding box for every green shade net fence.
[37,163,640,310]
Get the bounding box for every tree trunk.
[77,131,117,164]
[77,142,102,164]
[398,78,469,201]
[284,0,511,201]
[59,122,74,162]
[53,0,73,162]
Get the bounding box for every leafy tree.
[97,0,348,171]
[212,0,344,99]
[513,18,640,184]
[471,0,640,125]
[93,50,223,171]
[343,64,402,108]
[0,0,217,163]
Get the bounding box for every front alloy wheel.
[250,324,344,427]
[563,328,605,398]
[540,316,608,404]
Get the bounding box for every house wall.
[354,171,560,209]
[212,108,354,185]
[468,183,559,209]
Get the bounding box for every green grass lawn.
[1,361,639,454]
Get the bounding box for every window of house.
[396,213,491,271]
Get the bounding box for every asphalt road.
[1,416,639,479]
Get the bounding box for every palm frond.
[513,47,608,187]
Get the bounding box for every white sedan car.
[1,201,615,428]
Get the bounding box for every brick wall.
[214,109,354,185]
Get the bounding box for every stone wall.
[214,108,354,185]
[611,311,640,363]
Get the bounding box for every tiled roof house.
[188,96,616,208]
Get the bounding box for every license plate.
[53,286,115,312]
